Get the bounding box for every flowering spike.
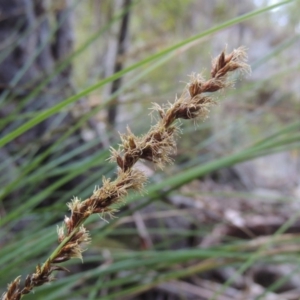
[3,46,249,300]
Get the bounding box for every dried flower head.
[2,277,21,300]
[211,46,250,79]
[2,46,249,300]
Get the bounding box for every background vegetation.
[1,0,300,299]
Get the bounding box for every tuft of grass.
[1,1,298,299]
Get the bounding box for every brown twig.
[2,46,250,300]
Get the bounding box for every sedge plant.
[2,46,250,300]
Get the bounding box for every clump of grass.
[2,46,250,300]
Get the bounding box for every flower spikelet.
[115,168,147,194]
[53,226,90,263]
[111,125,177,171]
[211,46,250,79]
[140,123,177,169]
[65,197,90,233]
[2,277,21,300]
